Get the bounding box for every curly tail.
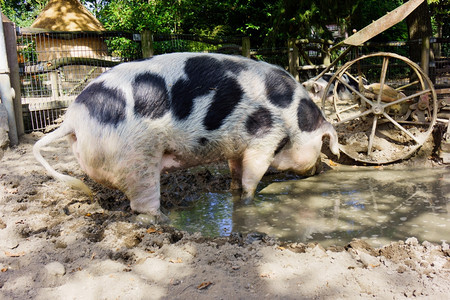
[33,124,92,196]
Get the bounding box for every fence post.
[0,12,18,146]
[288,38,299,81]
[420,36,429,76]
[323,44,331,66]
[3,17,23,136]
[50,72,59,98]
[141,30,154,58]
[241,37,250,58]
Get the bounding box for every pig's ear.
[313,82,321,94]
[322,123,340,158]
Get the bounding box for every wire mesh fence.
[18,29,141,132]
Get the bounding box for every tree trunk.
[405,0,434,81]
[405,0,432,64]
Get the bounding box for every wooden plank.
[436,88,450,95]
[22,96,76,111]
[344,0,424,46]
[298,64,329,71]
[22,57,122,74]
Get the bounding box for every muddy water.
[169,166,450,247]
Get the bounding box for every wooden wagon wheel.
[321,52,438,164]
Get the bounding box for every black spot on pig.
[170,79,197,120]
[245,107,273,137]
[184,56,224,89]
[198,137,209,145]
[133,73,169,119]
[186,56,245,78]
[297,98,324,132]
[265,68,296,108]
[222,58,248,74]
[75,82,126,126]
[170,55,243,126]
[322,74,333,82]
[132,57,154,63]
[204,77,243,131]
[170,56,222,121]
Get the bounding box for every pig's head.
[303,74,368,105]
[271,97,339,176]
[302,78,328,104]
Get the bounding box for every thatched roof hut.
[30,0,107,61]
[24,0,110,99]
[31,0,105,32]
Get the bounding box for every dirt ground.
[0,133,449,299]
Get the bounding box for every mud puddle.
[169,166,450,247]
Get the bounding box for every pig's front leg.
[239,148,274,202]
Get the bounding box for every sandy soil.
[0,133,449,299]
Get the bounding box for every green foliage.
[153,38,218,55]
[98,0,176,33]
[350,0,408,42]
[2,0,445,53]
[178,0,277,46]
[429,0,449,37]
[0,0,46,27]
[271,1,361,37]
[96,0,179,59]
[104,36,141,60]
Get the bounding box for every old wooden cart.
[314,0,446,164]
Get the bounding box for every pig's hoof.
[240,195,254,205]
[133,213,170,225]
[156,212,170,224]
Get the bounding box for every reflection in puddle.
[169,166,450,247]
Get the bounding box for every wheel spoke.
[336,103,359,114]
[367,116,378,155]
[377,57,390,104]
[395,80,420,92]
[382,112,422,144]
[335,74,374,106]
[336,109,373,125]
[382,89,432,109]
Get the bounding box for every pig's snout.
[297,156,322,177]
[311,156,323,175]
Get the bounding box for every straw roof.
[31,0,105,31]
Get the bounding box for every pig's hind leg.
[122,153,169,223]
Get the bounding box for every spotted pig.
[34,53,339,221]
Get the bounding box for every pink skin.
[33,53,341,225]
[67,111,338,221]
